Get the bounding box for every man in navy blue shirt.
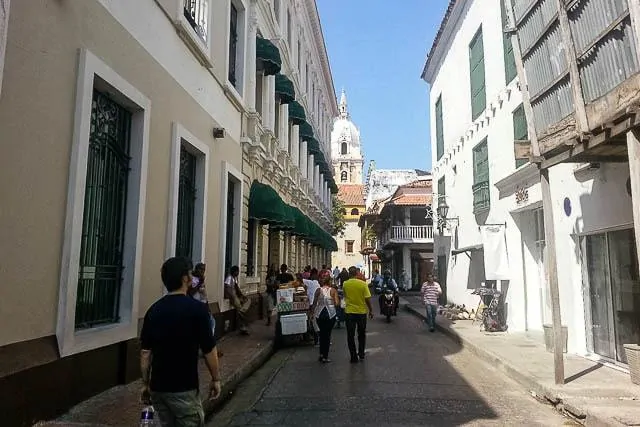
[140,257,221,426]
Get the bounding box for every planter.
[623,344,640,385]
[543,324,568,353]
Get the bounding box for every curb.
[403,303,623,427]
[204,339,275,418]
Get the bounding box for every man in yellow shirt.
[342,266,374,363]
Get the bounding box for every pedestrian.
[140,257,222,427]
[263,264,278,326]
[342,266,374,363]
[303,269,321,345]
[310,272,340,363]
[276,263,295,284]
[224,266,250,335]
[421,272,442,332]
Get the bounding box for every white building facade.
[423,0,637,364]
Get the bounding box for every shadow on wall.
[572,164,633,262]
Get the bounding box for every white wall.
[426,0,636,355]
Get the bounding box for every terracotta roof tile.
[390,194,432,206]
[338,184,364,206]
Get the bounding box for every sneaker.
[350,356,359,364]
[358,353,365,361]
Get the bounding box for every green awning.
[288,100,307,125]
[291,207,310,237]
[256,37,282,76]
[275,74,295,104]
[248,181,288,226]
[298,121,315,141]
[272,204,296,230]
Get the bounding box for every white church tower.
[331,90,364,185]
[331,89,367,273]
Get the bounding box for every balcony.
[183,0,209,42]
[380,225,434,247]
[472,181,490,214]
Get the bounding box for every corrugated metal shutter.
[513,104,528,168]
[435,96,444,160]
[469,28,486,120]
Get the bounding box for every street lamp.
[436,196,458,234]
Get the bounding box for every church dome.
[331,90,362,160]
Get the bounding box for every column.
[324,181,329,208]
[402,246,411,290]
[308,154,315,187]
[320,173,325,199]
[291,125,300,166]
[627,130,640,289]
[279,104,289,152]
[245,0,258,111]
[314,165,321,196]
[300,140,308,177]
[0,0,10,97]
[265,75,276,131]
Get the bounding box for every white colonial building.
[423,0,637,365]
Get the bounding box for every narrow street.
[210,310,575,427]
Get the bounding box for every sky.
[317,0,450,173]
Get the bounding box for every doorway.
[584,228,640,364]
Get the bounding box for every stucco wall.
[0,0,242,346]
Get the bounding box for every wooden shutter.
[473,139,489,184]
[435,96,444,160]
[501,0,517,83]
[513,104,528,167]
[469,28,486,120]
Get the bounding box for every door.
[585,229,640,363]
[585,233,616,359]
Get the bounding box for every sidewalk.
[401,296,640,427]
[35,321,274,426]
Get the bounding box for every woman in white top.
[311,273,340,363]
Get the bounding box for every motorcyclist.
[378,270,399,316]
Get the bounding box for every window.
[59,49,150,356]
[341,162,348,170]
[438,177,445,204]
[183,0,209,42]
[469,28,486,120]
[513,104,528,168]
[287,9,292,46]
[222,163,243,279]
[246,218,257,276]
[273,0,280,23]
[228,3,239,87]
[472,138,490,213]
[435,95,444,160]
[341,142,347,155]
[345,240,354,253]
[169,124,209,264]
[341,171,348,182]
[350,208,359,216]
[501,0,517,84]
[75,89,132,330]
[176,147,197,259]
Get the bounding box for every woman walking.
[311,272,340,363]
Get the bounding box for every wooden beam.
[627,130,640,313]
[541,169,565,385]
[555,0,590,134]
[504,0,540,157]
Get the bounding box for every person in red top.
[421,273,442,332]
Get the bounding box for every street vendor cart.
[274,282,313,348]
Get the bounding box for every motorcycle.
[381,288,396,323]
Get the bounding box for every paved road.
[210,310,576,426]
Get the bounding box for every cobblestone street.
[210,310,576,427]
